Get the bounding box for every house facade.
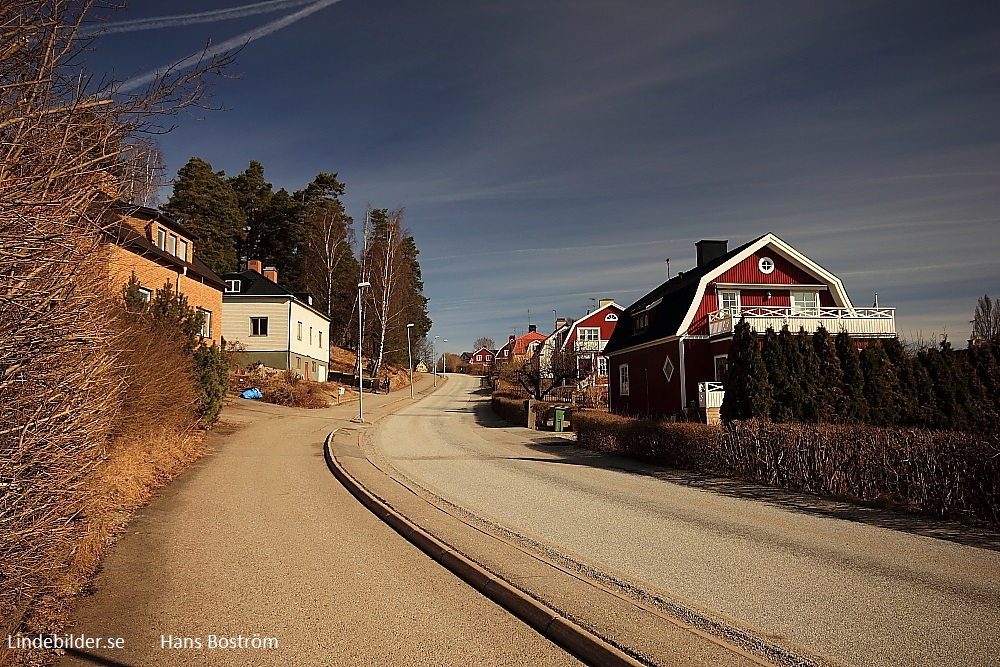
[221,260,331,381]
[103,202,225,343]
[469,347,495,366]
[603,234,896,418]
[562,300,622,381]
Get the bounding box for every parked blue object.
[241,387,262,400]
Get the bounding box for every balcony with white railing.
[573,339,608,353]
[708,306,896,338]
[698,381,725,409]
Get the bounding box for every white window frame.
[297,321,303,341]
[719,290,739,317]
[758,256,775,274]
[138,287,152,303]
[578,327,601,342]
[225,279,240,293]
[167,234,177,256]
[197,308,211,339]
[250,317,268,336]
[619,364,630,396]
[156,228,166,250]
[177,238,188,262]
[596,356,608,377]
[791,290,819,316]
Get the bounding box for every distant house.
[561,300,622,381]
[510,326,548,362]
[469,347,495,365]
[415,360,429,373]
[102,202,225,344]
[495,335,515,364]
[221,260,331,381]
[603,234,897,418]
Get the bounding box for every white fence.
[708,307,895,337]
[698,381,725,408]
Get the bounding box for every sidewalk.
[58,373,582,667]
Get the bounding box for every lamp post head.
[358,281,371,288]
[407,323,414,328]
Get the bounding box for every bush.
[193,344,229,426]
[575,412,1000,523]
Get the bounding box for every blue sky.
[85,1,1000,353]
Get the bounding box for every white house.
[221,260,331,382]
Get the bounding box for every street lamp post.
[433,335,440,387]
[355,281,371,422]
[406,323,414,399]
[442,339,448,374]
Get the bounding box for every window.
[714,355,728,381]
[605,313,618,321]
[309,326,313,344]
[297,321,303,341]
[250,317,268,336]
[318,331,323,349]
[475,354,482,362]
[167,234,177,256]
[225,279,241,293]
[791,291,819,316]
[177,238,188,261]
[156,228,166,250]
[758,256,775,274]
[197,308,211,339]
[138,287,152,303]
[633,312,650,333]
[619,364,630,396]
[596,356,608,376]
[719,291,739,316]
[578,327,601,342]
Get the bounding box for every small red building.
[469,347,495,365]
[603,234,897,418]
[561,300,622,378]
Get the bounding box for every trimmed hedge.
[574,411,1000,523]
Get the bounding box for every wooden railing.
[698,381,725,408]
[708,307,895,337]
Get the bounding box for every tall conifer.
[720,320,772,421]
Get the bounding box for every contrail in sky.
[95,0,316,35]
[117,0,342,93]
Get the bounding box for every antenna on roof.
[666,258,671,279]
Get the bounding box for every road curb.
[323,431,647,667]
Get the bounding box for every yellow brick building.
[103,203,225,344]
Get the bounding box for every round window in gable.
[758,256,775,274]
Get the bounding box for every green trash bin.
[553,406,567,432]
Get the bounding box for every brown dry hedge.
[574,411,999,523]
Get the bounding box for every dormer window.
[156,228,166,250]
[167,234,177,256]
[225,279,241,293]
[177,238,188,262]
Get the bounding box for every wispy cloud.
[93,0,317,35]
[117,0,342,93]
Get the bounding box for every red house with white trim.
[561,300,622,379]
[603,234,897,418]
[469,347,495,365]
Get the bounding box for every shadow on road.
[517,439,1000,552]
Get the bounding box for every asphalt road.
[58,376,582,667]
[369,374,1000,667]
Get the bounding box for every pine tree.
[835,331,868,423]
[720,319,772,421]
[228,160,274,268]
[162,157,244,275]
[882,338,920,426]
[257,188,305,288]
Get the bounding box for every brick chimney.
[248,259,263,273]
[263,266,278,283]
[599,299,615,308]
[696,240,729,267]
[528,324,537,333]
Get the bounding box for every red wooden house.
[469,347,495,365]
[561,300,622,379]
[603,234,897,418]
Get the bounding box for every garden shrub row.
[574,411,1000,523]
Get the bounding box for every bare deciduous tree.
[972,294,1000,344]
[0,0,232,633]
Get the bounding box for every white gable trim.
[675,233,855,336]
[561,301,623,351]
